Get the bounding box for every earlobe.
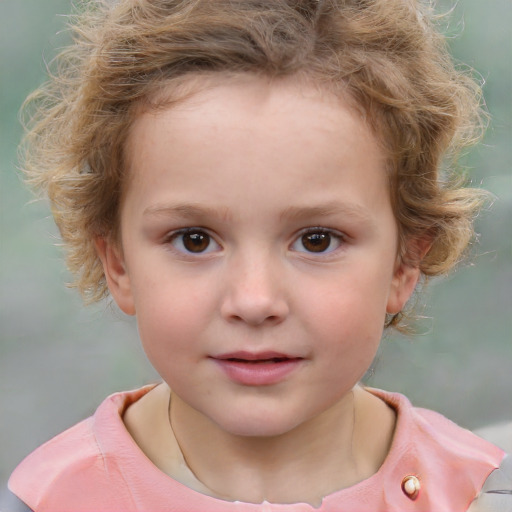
[94,237,136,315]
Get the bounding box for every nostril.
[221,299,289,326]
[227,312,284,326]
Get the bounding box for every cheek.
[137,298,203,350]
[133,272,225,370]
[306,276,389,331]
[300,269,390,357]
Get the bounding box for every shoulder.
[368,388,507,510]
[371,388,505,464]
[8,386,156,512]
[8,416,106,501]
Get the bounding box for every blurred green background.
[1,0,511,503]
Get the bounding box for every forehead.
[123,75,390,216]
[126,74,380,172]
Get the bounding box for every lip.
[211,351,304,386]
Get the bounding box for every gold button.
[402,475,421,500]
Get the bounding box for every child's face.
[99,76,419,437]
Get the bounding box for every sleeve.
[467,454,512,512]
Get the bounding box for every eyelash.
[290,227,346,256]
[165,228,221,255]
[164,227,346,256]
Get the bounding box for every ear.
[386,237,431,314]
[386,262,421,315]
[94,237,136,315]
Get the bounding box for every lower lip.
[212,358,303,386]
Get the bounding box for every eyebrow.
[279,202,374,224]
[143,201,375,225]
[143,203,231,221]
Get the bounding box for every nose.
[220,251,290,326]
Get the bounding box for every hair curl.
[20,0,489,330]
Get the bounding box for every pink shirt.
[9,386,504,511]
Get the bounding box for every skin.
[96,75,421,505]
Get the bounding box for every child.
[8,0,512,510]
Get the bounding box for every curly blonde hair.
[21,0,488,329]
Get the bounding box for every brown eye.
[170,229,220,254]
[291,228,343,255]
[182,232,210,252]
[301,232,332,252]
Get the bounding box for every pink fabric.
[9,386,504,512]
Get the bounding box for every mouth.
[210,351,304,386]
[212,351,302,363]
[225,357,295,363]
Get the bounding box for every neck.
[169,386,388,505]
